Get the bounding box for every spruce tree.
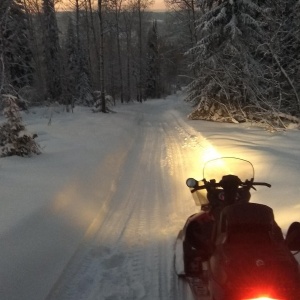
[186,0,269,122]
[0,0,34,89]
[0,94,40,157]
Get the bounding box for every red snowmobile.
[175,157,300,300]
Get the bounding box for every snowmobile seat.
[215,203,281,245]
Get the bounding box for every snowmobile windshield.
[203,157,254,183]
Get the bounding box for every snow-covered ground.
[1,92,300,300]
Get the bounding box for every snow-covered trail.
[1,95,212,300]
[0,103,148,300]
[2,93,300,300]
[45,97,210,300]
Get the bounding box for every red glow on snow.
[243,296,281,300]
[240,284,284,300]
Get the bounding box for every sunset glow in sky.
[151,0,167,11]
[56,0,167,12]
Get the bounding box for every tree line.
[0,0,197,156]
[1,0,299,122]
[0,0,196,113]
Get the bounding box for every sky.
[1,93,300,300]
[56,0,167,12]
[151,0,167,11]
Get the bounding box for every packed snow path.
[45,98,203,300]
[1,94,300,300]
[0,96,204,300]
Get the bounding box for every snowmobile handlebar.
[186,177,271,192]
[251,182,271,188]
[186,176,271,210]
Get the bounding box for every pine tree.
[145,20,161,99]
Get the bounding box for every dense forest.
[0,0,300,156]
[185,0,300,130]
[0,0,193,109]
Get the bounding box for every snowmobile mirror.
[285,222,300,252]
[186,178,198,188]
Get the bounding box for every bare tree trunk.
[268,44,300,112]
[83,0,92,80]
[137,0,143,102]
[75,0,80,49]
[123,10,133,102]
[98,0,106,112]
[109,53,116,100]
[87,0,101,89]
[187,0,197,78]
[126,32,132,102]
[0,20,6,94]
[115,1,124,103]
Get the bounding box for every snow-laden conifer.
[186,0,274,125]
[0,0,34,88]
[0,94,40,157]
